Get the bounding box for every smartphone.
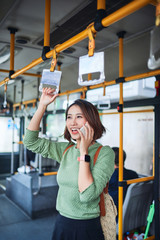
[80,123,87,136]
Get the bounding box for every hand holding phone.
[80,123,87,136]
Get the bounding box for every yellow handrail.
[10,31,15,72]
[44,0,51,47]
[97,0,106,10]
[13,98,37,108]
[0,69,41,78]
[145,235,155,240]
[12,67,160,106]
[102,0,151,27]
[118,32,124,240]
[99,109,154,115]
[126,176,154,185]
[42,172,57,176]
[0,0,152,87]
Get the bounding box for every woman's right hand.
[28,87,58,131]
[40,88,59,107]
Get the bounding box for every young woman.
[23,88,115,240]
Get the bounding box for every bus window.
[99,107,154,176]
[46,113,66,141]
[0,117,20,153]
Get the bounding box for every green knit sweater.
[23,129,114,220]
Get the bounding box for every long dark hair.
[64,99,106,142]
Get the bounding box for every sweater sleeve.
[23,129,71,163]
[79,146,115,203]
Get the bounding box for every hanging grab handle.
[87,24,96,57]
[50,49,57,72]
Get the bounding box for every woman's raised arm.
[28,88,58,131]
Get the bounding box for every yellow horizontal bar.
[125,69,160,82]
[11,64,159,106]
[22,72,41,78]
[43,171,57,176]
[13,103,20,107]
[102,0,151,27]
[90,80,116,89]
[0,58,43,86]
[150,0,157,6]
[59,87,88,96]
[11,79,157,109]
[23,99,37,105]
[145,236,155,240]
[60,67,160,96]
[99,109,154,115]
[0,69,41,78]
[0,0,153,87]
[16,141,23,144]
[13,98,37,108]
[126,176,154,185]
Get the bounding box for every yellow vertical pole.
[97,0,106,10]
[44,0,51,47]
[94,0,106,81]
[153,143,155,176]
[10,33,14,71]
[117,31,125,240]
[8,27,17,76]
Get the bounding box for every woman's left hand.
[77,122,94,155]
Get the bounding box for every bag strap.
[93,145,108,217]
[63,144,74,156]
[93,145,103,165]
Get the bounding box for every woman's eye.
[67,116,71,119]
[77,115,82,118]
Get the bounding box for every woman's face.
[66,105,87,141]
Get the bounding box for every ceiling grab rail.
[0,68,42,78]
[0,0,152,87]
[12,67,160,109]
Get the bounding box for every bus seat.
[117,180,154,234]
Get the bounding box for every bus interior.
[0,0,159,240]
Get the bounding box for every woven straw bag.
[94,146,117,240]
[100,189,117,240]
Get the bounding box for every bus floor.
[0,193,58,240]
[0,177,58,240]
